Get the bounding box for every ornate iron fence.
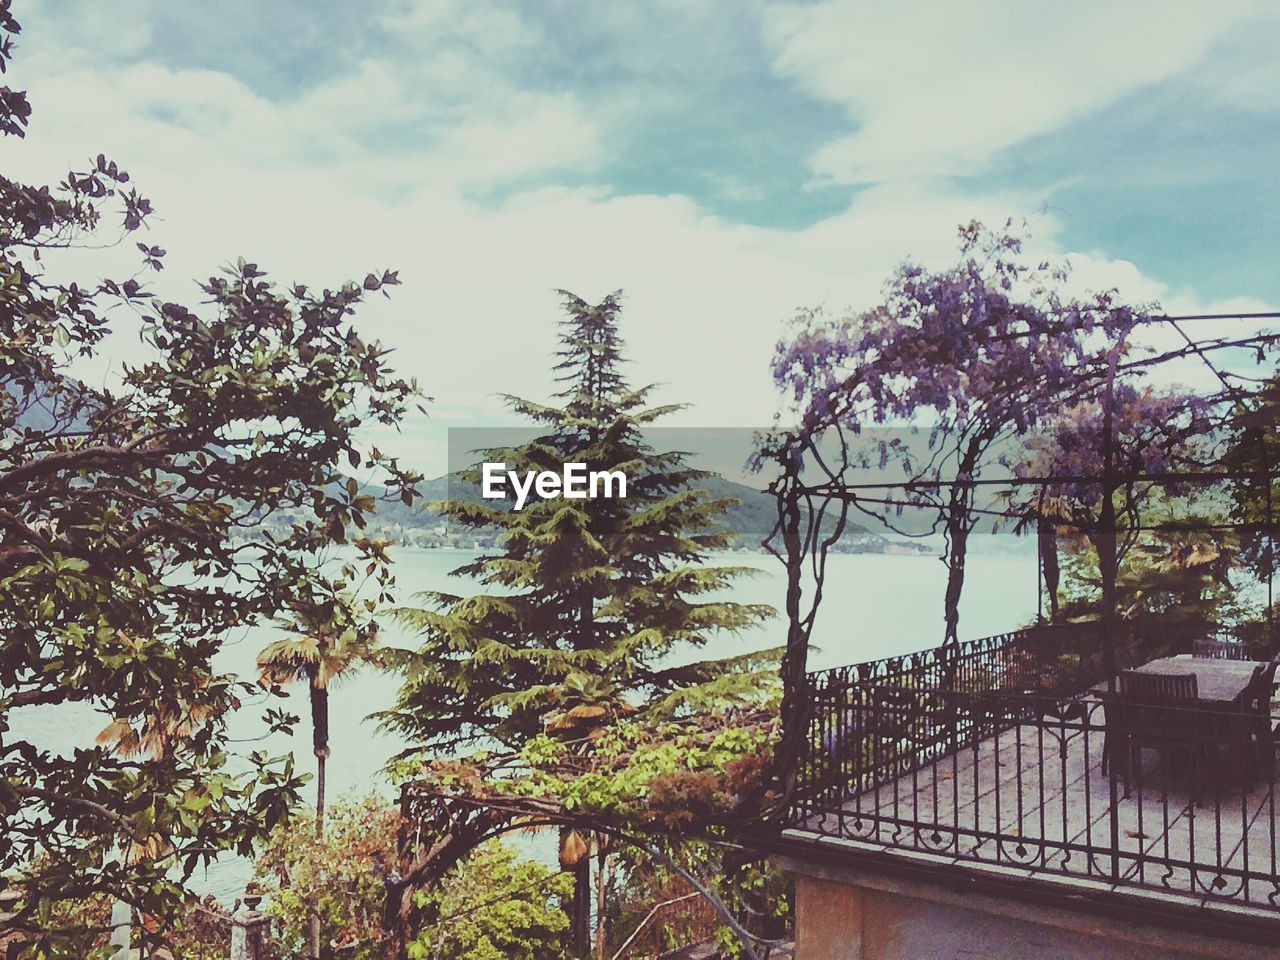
[794,624,1106,810]
[787,627,1280,911]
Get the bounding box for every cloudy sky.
[7,0,1279,474]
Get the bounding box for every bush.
[254,794,398,960]
[409,842,572,960]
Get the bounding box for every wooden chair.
[1193,638,1249,660]
[1106,671,1201,797]
[1228,653,1280,787]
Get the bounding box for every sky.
[6,0,1280,476]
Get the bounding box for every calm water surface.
[13,543,1037,900]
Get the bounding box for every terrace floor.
[789,709,1280,918]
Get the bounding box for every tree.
[255,794,400,960]
[0,4,422,949]
[1017,382,1264,655]
[392,704,783,960]
[258,601,382,834]
[258,600,382,959]
[767,222,1120,649]
[757,223,1173,795]
[382,291,773,955]
[1223,372,1280,648]
[408,842,574,960]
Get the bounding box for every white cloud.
[5,1,1273,483]
[12,0,600,194]
[1191,13,1280,112]
[762,0,1270,185]
[380,0,543,59]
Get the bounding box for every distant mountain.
[317,471,921,554]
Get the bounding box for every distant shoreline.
[371,534,935,556]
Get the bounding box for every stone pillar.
[108,900,132,959]
[794,874,864,959]
[229,908,271,960]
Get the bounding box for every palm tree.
[258,610,378,960]
[256,618,379,837]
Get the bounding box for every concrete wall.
[785,860,1280,960]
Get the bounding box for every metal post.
[1263,422,1275,652]
[1099,348,1121,687]
[1100,343,1122,884]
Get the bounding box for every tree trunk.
[1038,518,1060,622]
[315,751,327,836]
[942,514,969,647]
[573,855,591,958]
[772,478,812,799]
[593,847,609,959]
[570,556,595,956]
[309,676,330,826]
[942,441,982,649]
[1099,347,1122,689]
[310,679,330,754]
[309,678,329,960]
[562,829,592,958]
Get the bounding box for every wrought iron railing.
[787,626,1280,912]
[795,624,1106,809]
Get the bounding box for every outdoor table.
[1090,656,1270,790]
[1092,655,1265,706]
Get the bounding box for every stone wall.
[782,856,1280,960]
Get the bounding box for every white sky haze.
[7,0,1278,474]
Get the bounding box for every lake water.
[12,542,1038,900]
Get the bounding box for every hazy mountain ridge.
[286,473,928,554]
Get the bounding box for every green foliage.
[395,703,781,959]
[0,4,422,948]
[408,843,572,960]
[382,291,774,752]
[254,797,572,960]
[1052,524,1242,657]
[504,708,777,830]
[254,794,398,960]
[1224,374,1280,589]
[4,887,114,959]
[385,292,777,956]
[6,883,234,959]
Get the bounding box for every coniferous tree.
[383,291,774,955]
